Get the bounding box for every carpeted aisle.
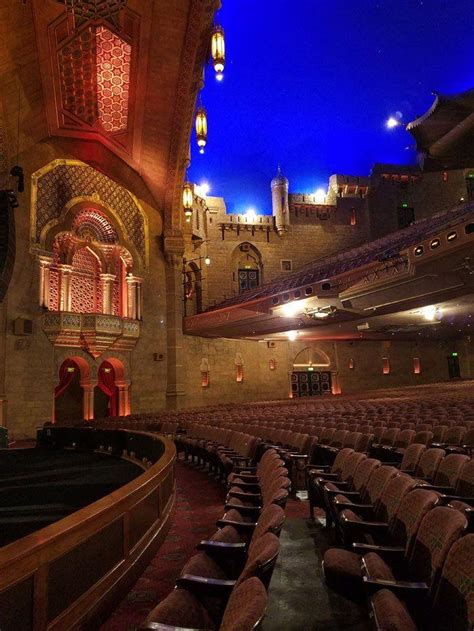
[101,458,226,631]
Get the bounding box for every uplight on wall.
[314,188,326,204]
[413,357,421,375]
[269,359,276,371]
[382,357,390,375]
[348,358,355,370]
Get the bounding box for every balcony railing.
[42,312,140,357]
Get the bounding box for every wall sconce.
[269,359,276,371]
[200,358,210,387]
[348,358,355,369]
[382,357,390,375]
[413,357,421,375]
[235,353,244,383]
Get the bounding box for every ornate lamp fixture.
[195,106,208,154]
[183,181,194,223]
[211,25,225,81]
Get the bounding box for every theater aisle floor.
[101,458,370,631]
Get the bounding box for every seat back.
[330,448,354,475]
[220,577,268,631]
[400,443,426,471]
[352,458,381,494]
[413,430,434,446]
[389,488,440,553]
[394,429,415,449]
[365,465,398,506]
[253,505,285,540]
[431,534,474,631]
[415,448,445,480]
[433,454,470,488]
[432,425,448,443]
[330,429,348,448]
[240,532,280,588]
[455,459,474,497]
[443,426,466,447]
[376,474,417,523]
[409,506,467,591]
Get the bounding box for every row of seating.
[140,450,290,630]
[306,449,473,629]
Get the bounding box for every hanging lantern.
[183,181,194,210]
[195,106,208,154]
[211,25,225,81]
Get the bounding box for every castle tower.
[271,167,290,236]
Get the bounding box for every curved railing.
[0,428,176,631]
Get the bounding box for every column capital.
[100,273,117,282]
[38,254,54,266]
[58,263,74,273]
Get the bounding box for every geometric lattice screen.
[58,25,131,133]
[57,1,126,29]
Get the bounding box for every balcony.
[42,312,140,358]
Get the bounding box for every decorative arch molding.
[53,351,131,420]
[30,159,149,268]
[292,346,331,368]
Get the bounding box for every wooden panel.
[129,489,159,550]
[48,518,124,621]
[0,576,34,631]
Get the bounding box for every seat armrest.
[140,623,204,631]
[335,502,375,517]
[176,574,236,597]
[290,454,308,460]
[227,490,261,503]
[216,518,257,532]
[352,542,404,558]
[363,575,428,596]
[233,466,257,473]
[306,464,330,472]
[197,540,247,555]
[341,514,388,533]
[224,503,261,516]
[228,481,261,492]
[439,494,474,506]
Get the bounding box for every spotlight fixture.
[314,188,326,204]
[281,302,301,317]
[204,256,211,266]
[287,331,299,341]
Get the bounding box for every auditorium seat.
[323,488,440,601]
[141,576,268,631]
[336,473,417,546]
[367,533,473,631]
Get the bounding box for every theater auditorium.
[0,1,473,630]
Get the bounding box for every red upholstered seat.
[370,589,418,631]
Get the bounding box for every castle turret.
[271,167,290,236]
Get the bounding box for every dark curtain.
[54,359,77,399]
[98,362,118,415]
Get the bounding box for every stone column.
[38,256,54,308]
[135,277,143,321]
[58,264,73,312]
[126,275,137,320]
[100,273,116,315]
[81,381,97,421]
[116,380,131,416]
[164,235,186,410]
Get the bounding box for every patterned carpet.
[101,457,308,630]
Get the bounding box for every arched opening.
[231,243,263,295]
[184,262,203,316]
[54,357,90,423]
[291,347,332,398]
[94,360,119,418]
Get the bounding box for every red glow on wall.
[413,357,421,374]
[96,26,131,133]
[382,357,390,375]
[236,365,244,383]
[201,371,210,388]
[350,208,357,226]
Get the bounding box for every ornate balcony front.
[42,312,140,358]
